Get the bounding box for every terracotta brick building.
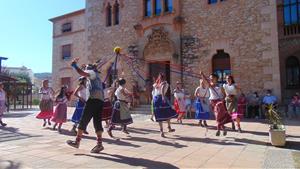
[51,0,300,103]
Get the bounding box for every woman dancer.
[223,75,241,131]
[71,77,89,135]
[232,93,247,132]
[152,73,176,137]
[194,78,210,127]
[0,82,7,127]
[36,80,54,127]
[174,81,186,124]
[201,72,231,136]
[107,78,133,137]
[52,86,68,133]
[102,83,113,128]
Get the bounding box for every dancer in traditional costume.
[52,86,68,133]
[223,75,241,132]
[67,59,105,153]
[36,80,54,127]
[194,78,210,127]
[71,77,89,135]
[102,83,113,127]
[153,73,176,137]
[0,82,7,127]
[173,81,186,124]
[232,93,247,132]
[107,78,133,137]
[201,73,232,136]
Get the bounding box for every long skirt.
[174,99,186,115]
[36,99,53,119]
[232,104,246,120]
[111,100,133,125]
[211,100,232,130]
[102,100,113,121]
[153,95,177,122]
[51,103,67,123]
[225,96,238,114]
[0,100,6,120]
[71,100,85,124]
[195,98,210,120]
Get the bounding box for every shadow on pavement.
[0,126,41,143]
[123,136,188,148]
[75,153,179,169]
[0,160,22,169]
[127,127,160,134]
[3,112,33,118]
[283,141,300,151]
[172,135,245,146]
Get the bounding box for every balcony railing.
[284,24,300,36]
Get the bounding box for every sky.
[0,0,85,73]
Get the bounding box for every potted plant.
[266,104,286,147]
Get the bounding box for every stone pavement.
[0,108,300,169]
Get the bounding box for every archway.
[212,50,231,83]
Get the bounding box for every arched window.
[286,56,300,87]
[212,50,231,84]
[283,0,300,25]
[106,3,112,27]
[113,1,120,25]
[164,0,173,13]
[155,0,162,16]
[145,0,152,17]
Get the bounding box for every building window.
[61,23,72,33]
[145,0,152,17]
[61,77,71,89]
[284,0,300,25]
[212,50,231,84]
[62,44,71,60]
[106,3,112,27]
[164,0,173,12]
[155,0,162,15]
[286,56,300,88]
[113,1,120,25]
[208,0,218,4]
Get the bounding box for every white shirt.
[153,81,169,96]
[115,86,126,101]
[174,89,185,99]
[78,87,89,101]
[40,87,53,100]
[195,86,209,98]
[223,84,238,96]
[209,85,223,100]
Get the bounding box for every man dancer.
[67,58,105,153]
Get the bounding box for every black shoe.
[203,121,208,127]
[238,128,242,133]
[168,128,175,133]
[48,121,51,126]
[216,130,220,136]
[107,130,114,138]
[232,123,236,131]
[90,144,104,153]
[122,130,129,135]
[83,130,89,135]
[0,121,7,127]
[223,130,227,136]
[71,127,77,135]
[160,132,165,138]
[66,140,80,148]
[43,122,47,127]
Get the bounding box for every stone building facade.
[51,0,300,103]
[50,9,88,103]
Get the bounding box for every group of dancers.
[33,53,247,153]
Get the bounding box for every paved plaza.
[0,108,300,169]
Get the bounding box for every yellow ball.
[114,46,121,53]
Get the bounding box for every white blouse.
[209,85,223,100]
[78,87,89,101]
[40,87,53,100]
[223,84,238,96]
[115,86,126,101]
[153,81,169,97]
[195,86,209,98]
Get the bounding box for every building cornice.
[49,9,85,22]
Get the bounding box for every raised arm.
[71,58,90,77]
